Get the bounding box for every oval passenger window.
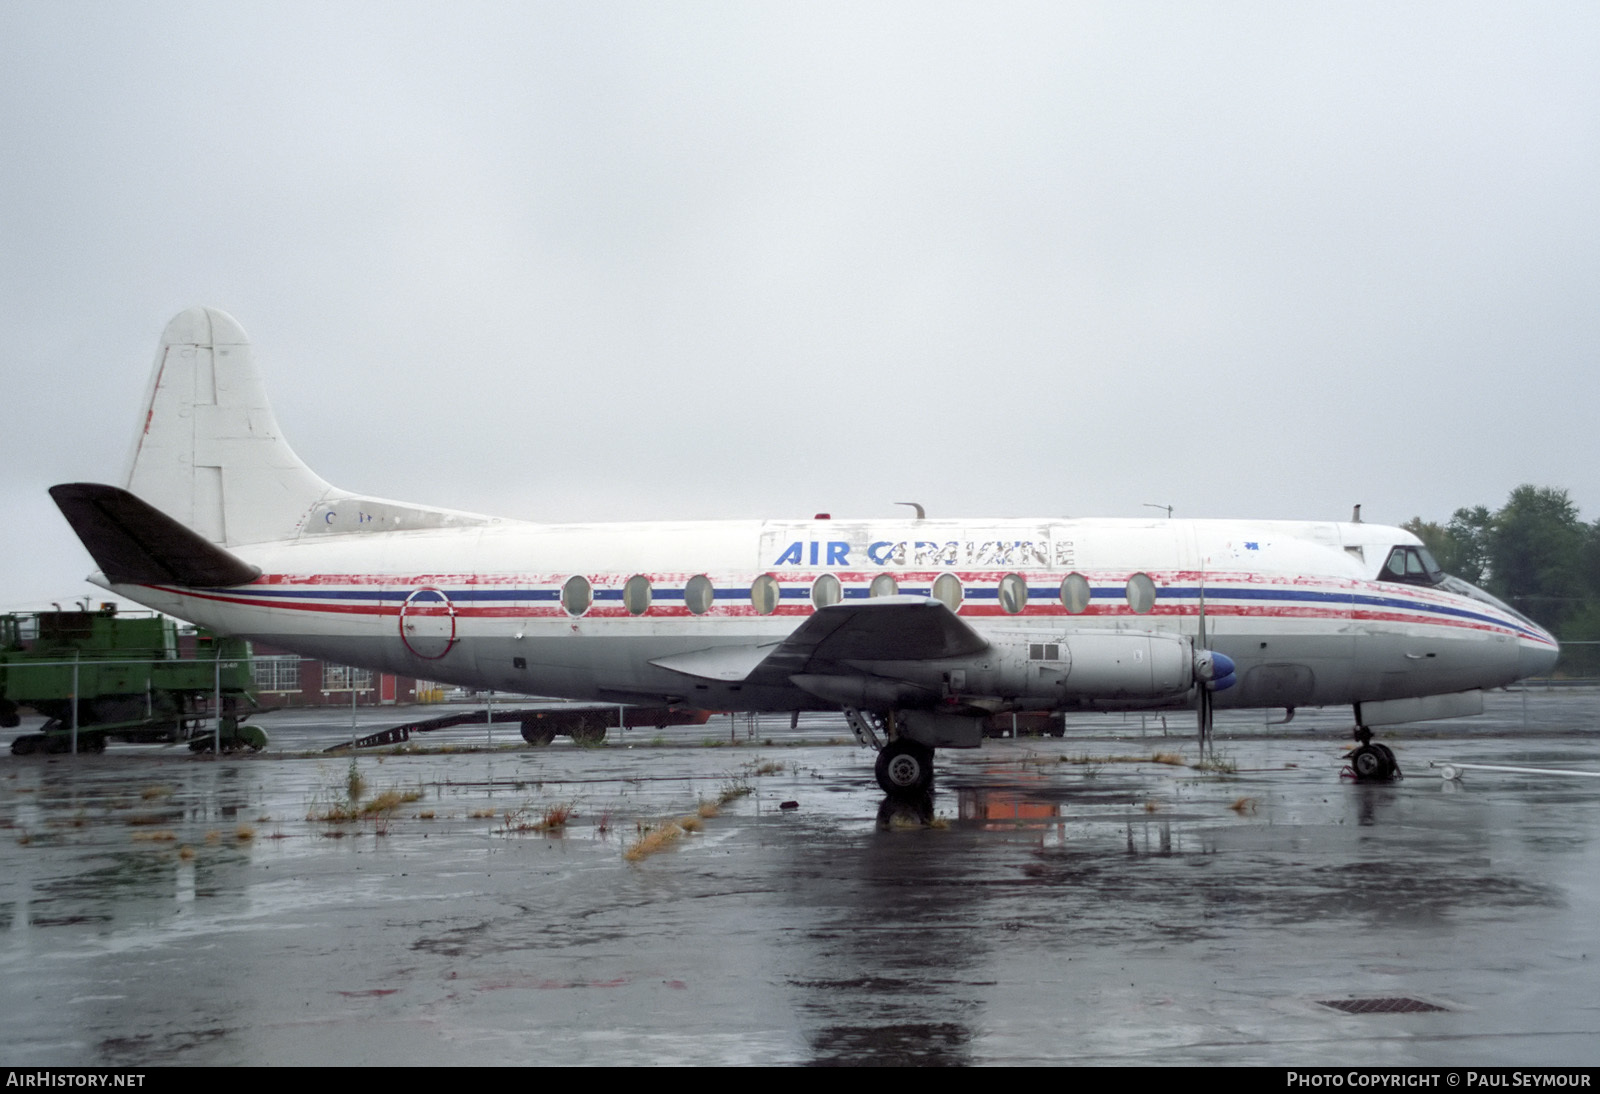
[623,575,652,616]
[1125,572,1156,614]
[684,574,714,616]
[998,573,1028,614]
[561,574,592,617]
[1060,572,1091,614]
[812,573,842,609]
[750,574,780,616]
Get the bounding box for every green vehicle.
[1,606,264,754]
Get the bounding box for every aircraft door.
[399,587,458,660]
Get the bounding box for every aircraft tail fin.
[124,307,334,546]
[119,307,491,547]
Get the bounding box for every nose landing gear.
[1346,725,1402,781]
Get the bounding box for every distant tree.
[1582,516,1600,601]
[1401,507,1491,584]
[1400,517,1442,544]
[1444,505,1494,586]
[1558,601,1600,676]
[1488,486,1584,631]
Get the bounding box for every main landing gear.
[1346,725,1402,781]
[875,739,935,796]
[843,707,939,798]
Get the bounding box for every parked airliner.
[49,308,1558,794]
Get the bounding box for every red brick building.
[248,642,421,707]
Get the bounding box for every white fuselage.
[101,513,1559,716]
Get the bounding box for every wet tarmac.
[2,690,1598,1066]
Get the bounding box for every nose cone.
[1194,650,1237,692]
[1518,630,1560,680]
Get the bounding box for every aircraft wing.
[650,596,990,684]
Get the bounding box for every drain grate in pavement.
[1316,997,1449,1015]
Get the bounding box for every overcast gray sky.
[3,2,1597,608]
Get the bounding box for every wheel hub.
[885,753,923,787]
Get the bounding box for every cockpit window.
[1380,545,1443,587]
[1439,574,1541,629]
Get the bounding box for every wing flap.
[748,596,990,685]
[649,643,781,682]
[776,595,988,661]
[648,597,989,687]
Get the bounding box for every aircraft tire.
[568,716,607,746]
[1373,742,1401,778]
[520,719,557,746]
[875,739,934,797]
[1350,743,1396,781]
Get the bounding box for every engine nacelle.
[1062,631,1192,699]
[860,630,1201,707]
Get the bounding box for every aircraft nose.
[1519,632,1560,679]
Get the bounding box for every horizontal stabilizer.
[50,483,262,588]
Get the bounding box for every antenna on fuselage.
[1144,503,1174,518]
[1351,504,1362,523]
[895,501,926,520]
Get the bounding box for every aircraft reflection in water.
[50,309,1558,796]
